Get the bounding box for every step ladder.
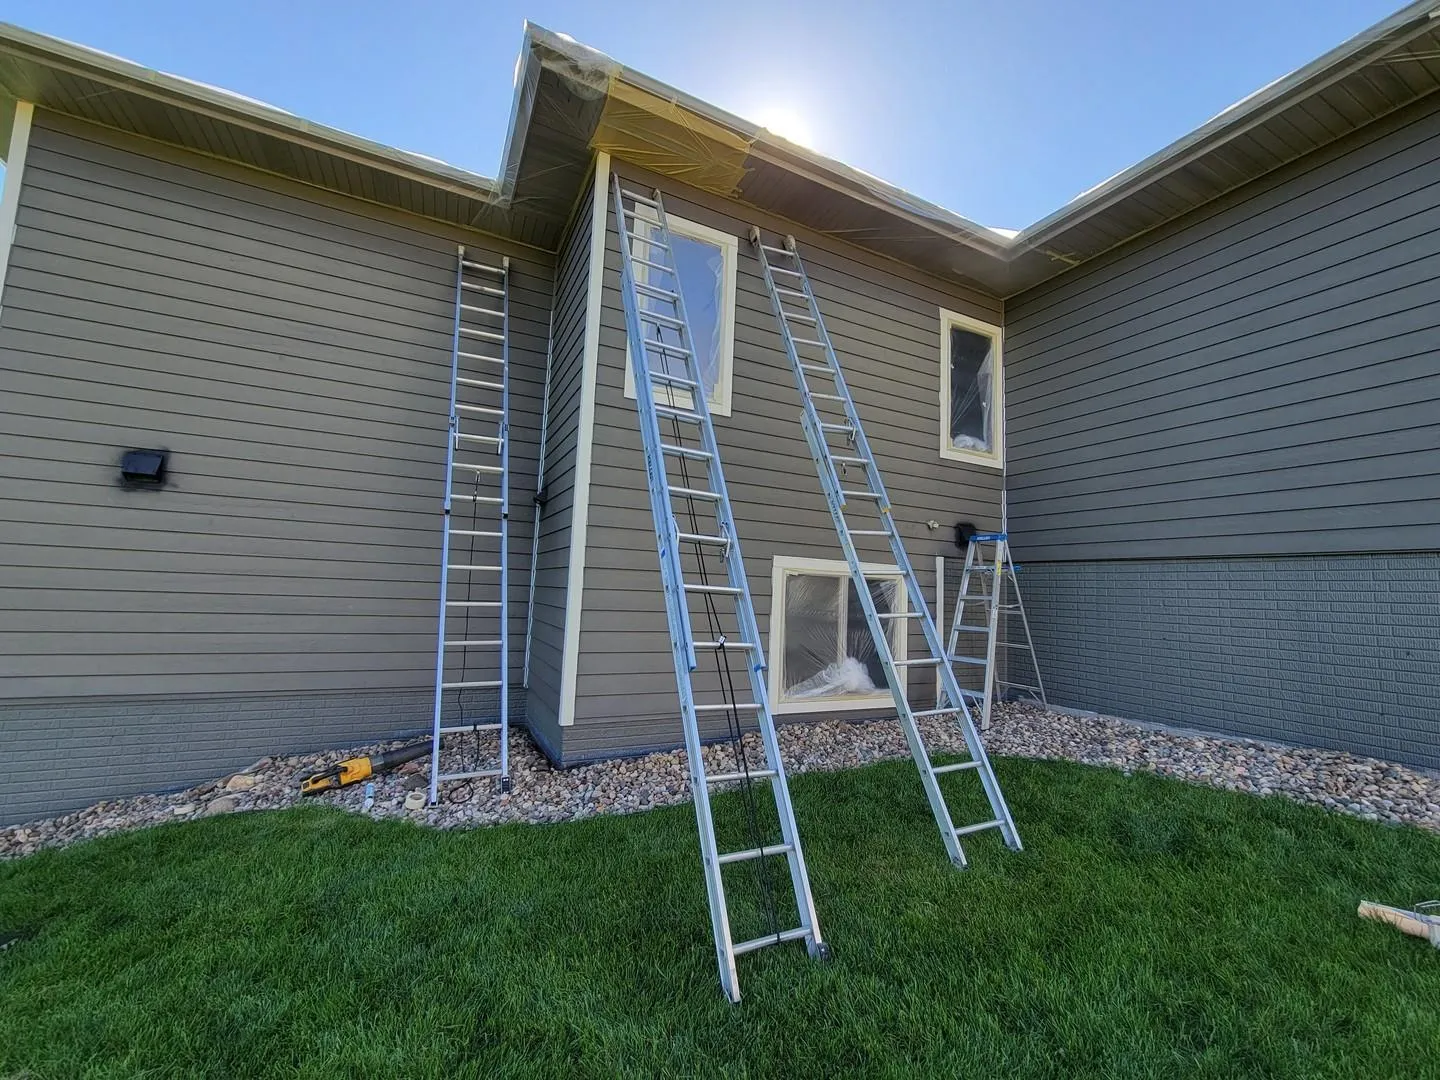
[751,230,1021,869]
[946,530,1047,731]
[613,178,827,1003]
[428,246,511,804]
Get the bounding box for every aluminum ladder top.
[750,230,1021,868]
[613,177,827,1003]
[946,531,1047,732]
[429,247,511,803]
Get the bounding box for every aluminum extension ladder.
[751,231,1021,868]
[613,178,827,1003]
[946,530,1047,731]
[428,247,511,803]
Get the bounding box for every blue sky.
[2,0,1403,229]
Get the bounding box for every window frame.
[766,555,907,716]
[621,210,738,417]
[938,307,1005,470]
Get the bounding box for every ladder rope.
[669,409,783,944]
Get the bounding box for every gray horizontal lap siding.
[0,112,555,820]
[1005,91,1440,562]
[564,162,1005,759]
[523,168,595,751]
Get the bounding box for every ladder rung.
[669,485,721,501]
[446,600,502,608]
[460,302,502,317]
[684,583,741,595]
[451,462,503,474]
[707,768,778,784]
[950,656,988,666]
[732,927,811,957]
[910,707,960,719]
[848,529,890,536]
[444,639,502,647]
[819,422,854,433]
[437,723,503,734]
[448,563,502,572]
[440,680,502,690]
[456,378,504,392]
[785,312,818,324]
[457,352,504,365]
[833,455,867,465]
[774,286,806,299]
[954,819,1006,838]
[841,490,883,500]
[693,640,759,651]
[800,363,834,375]
[678,531,727,546]
[651,370,699,389]
[461,281,505,296]
[893,657,944,667]
[436,769,502,782]
[694,702,761,713]
[644,339,691,357]
[932,760,984,776]
[717,842,794,866]
[662,443,712,461]
[460,259,505,275]
[810,393,845,401]
[456,404,504,416]
[791,337,825,347]
[760,243,792,256]
[640,309,685,329]
[635,281,679,302]
[878,611,922,619]
[627,234,669,252]
[460,328,505,342]
[630,255,675,275]
[656,405,703,423]
[951,625,990,633]
[768,264,802,276]
[449,529,501,538]
[620,189,660,208]
[450,493,502,503]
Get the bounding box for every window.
[622,210,738,416]
[939,309,1004,468]
[767,557,905,714]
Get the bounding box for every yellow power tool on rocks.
[299,742,431,795]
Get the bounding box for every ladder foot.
[810,939,833,962]
[500,775,512,794]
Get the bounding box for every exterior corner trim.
[0,100,35,318]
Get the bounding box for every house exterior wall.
[1005,92,1440,768]
[0,111,554,823]
[559,160,1007,762]
[522,163,595,752]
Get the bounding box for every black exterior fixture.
[954,520,978,550]
[119,448,168,488]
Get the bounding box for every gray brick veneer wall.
[1020,554,1440,769]
[1,688,526,825]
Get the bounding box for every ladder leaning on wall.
[427,246,512,804]
[946,527,1047,731]
[750,230,1021,869]
[612,178,828,1003]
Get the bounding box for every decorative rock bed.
[3,703,1437,860]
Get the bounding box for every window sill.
[940,446,1004,470]
[771,694,898,716]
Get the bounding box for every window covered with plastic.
[939,311,1002,465]
[779,570,902,704]
[626,211,735,412]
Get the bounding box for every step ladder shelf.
[613,178,827,1004]
[945,531,1048,732]
[750,227,1023,871]
[429,247,512,803]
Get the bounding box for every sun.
[751,104,818,150]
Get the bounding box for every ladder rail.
[613,178,825,1003]
[752,231,1021,866]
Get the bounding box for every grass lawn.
[2,756,1438,1079]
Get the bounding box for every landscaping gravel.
[3,703,1437,859]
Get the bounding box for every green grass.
[2,757,1438,1079]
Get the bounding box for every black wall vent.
[120,449,168,488]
